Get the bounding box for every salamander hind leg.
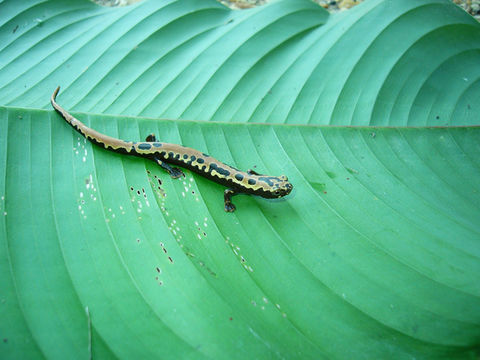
[154,157,184,179]
[224,188,237,212]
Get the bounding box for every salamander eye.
[273,190,281,196]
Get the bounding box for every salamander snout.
[270,177,293,198]
[285,182,293,194]
[281,181,293,196]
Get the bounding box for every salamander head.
[260,175,293,199]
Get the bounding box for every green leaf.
[1,0,479,359]
[1,0,479,125]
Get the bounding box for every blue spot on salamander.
[235,173,244,181]
[152,142,163,147]
[209,163,230,176]
[197,158,205,164]
[186,155,196,165]
[138,143,152,150]
[248,178,256,185]
[258,176,274,186]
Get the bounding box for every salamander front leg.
[145,134,157,142]
[154,157,184,179]
[224,188,238,212]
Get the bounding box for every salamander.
[51,86,293,212]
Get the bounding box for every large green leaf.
[1,0,479,359]
[2,108,480,359]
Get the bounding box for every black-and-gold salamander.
[51,87,293,212]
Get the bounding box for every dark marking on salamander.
[138,143,152,150]
[209,163,230,177]
[51,86,293,212]
[258,176,276,186]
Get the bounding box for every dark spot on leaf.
[310,182,326,193]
